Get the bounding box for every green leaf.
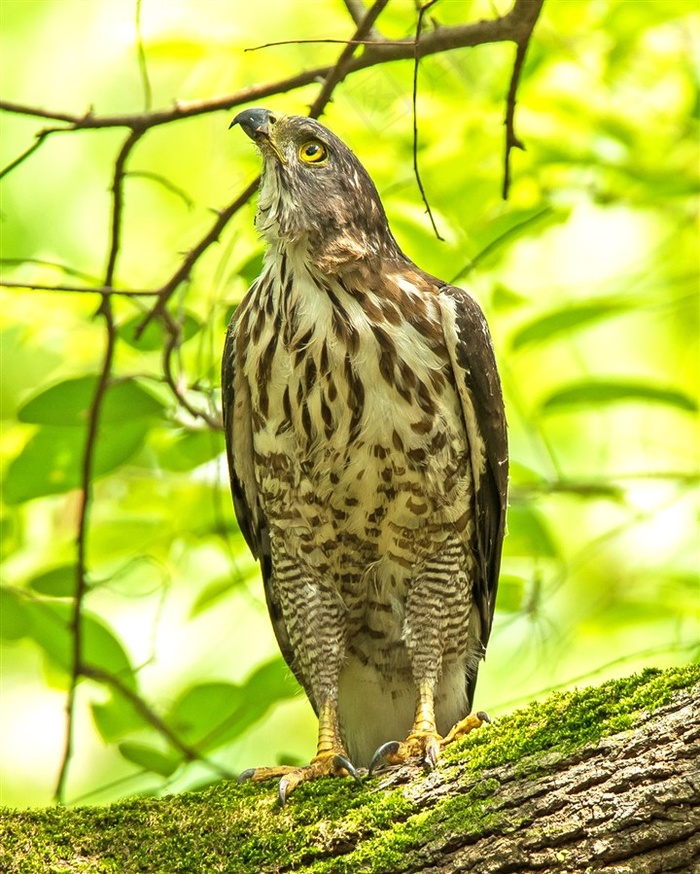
[167,659,297,752]
[13,597,136,690]
[27,565,78,597]
[118,742,181,777]
[505,504,557,558]
[3,420,150,504]
[168,681,243,748]
[18,376,165,426]
[491,283,530,312]
[237,250,264,287]
[189,563,259,618]
[542,381,698,414]
[118,312,202,352]
[158,429,224,472]
[495,575,527,613]
[91,692,155,743]
[0,587,31,640]
[510,301,633,350]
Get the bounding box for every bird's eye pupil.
[299,141,328,164]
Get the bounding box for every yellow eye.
[299,141,328,164]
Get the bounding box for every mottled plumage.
[222,108,507,799]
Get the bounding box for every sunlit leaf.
[541,381,698,414]
[158,429,225,472]
[3,420,150,504]
[511,300,634,349]
[168,681,243,748]
[166,659,297,752]
[495,575,527,613]
[0,588,31,640]
[14,597,136,690]
[118,313,202,352]
[18,376,165,426]
[237,250,264,287]
[491,283,530,311]
[504,504,558,558]
[27,565,78,597]
[0,514,18,559]
[92,693,155,743]
[469,206,567,267]
[190,563,259,617]
[118,742,181,777]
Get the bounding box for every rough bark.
[1,666,698,874]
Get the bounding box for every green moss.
[1,665,697,874]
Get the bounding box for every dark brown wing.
[438,285,508,653]
[222,313,305,699]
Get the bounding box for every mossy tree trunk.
[1,666,699,874]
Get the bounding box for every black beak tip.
[230,107,274,139]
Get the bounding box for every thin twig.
[127,170,195,209]
[246,38,406,52]
[502,0,544,199]
[449,206,554,283]
[80,665,234,778]
[0,257,101,282]
[161,308,223,429]
[308,0,391,118]
[0,280,160,295]
[412,0,444,241]
[0,1,537,132]
[135,0,152,112]
[136,177,260,337]
[54,129,143,805]
[0,129,53,180]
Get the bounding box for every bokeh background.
[1,0,697,809]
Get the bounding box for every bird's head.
[231,108,400,272]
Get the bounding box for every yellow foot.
[239,751,361,805]
[368,711,490,776]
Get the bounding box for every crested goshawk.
[222,108,508,802]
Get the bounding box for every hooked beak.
[230,107,287,164]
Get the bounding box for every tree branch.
[502,0,544,198]
[54,129,143,804]
[0,0,542,133]
[7,668,699,873]
[308,0,391,119]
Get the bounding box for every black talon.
[332,754,362,784]
[369,740,400,777]
[476,710,491,724]
[278,776,291,806]
[238,768,256,784]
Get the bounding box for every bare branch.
[0,280,160,296]
[136,177,260,336]
[137,0,392,336]
[80,665,234,779]
[55,129,143,804]
[412,0,445,242]
[308,0,391,119]
[161,308,223,430]
[0,0,542,133]
[245,38,406,52]
[0,129,54,180]
[502,0,544,198]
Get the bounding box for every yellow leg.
[369,682,490,775]
[238,698,360,804]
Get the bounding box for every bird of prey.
[223,107,508,802]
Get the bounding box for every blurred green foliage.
[0,0,697,808]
